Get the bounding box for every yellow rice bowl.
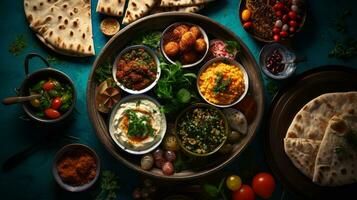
[198,62,245,105]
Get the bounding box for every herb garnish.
[9,35,27,56]
[328,9,357,60]
[213,73,232,94]
[95,61,113,85]
[132,32,161,49]
[225,40,240,55]
[203,177,228,200]
[125,109,154,138]
[156,62,197,113]
[329,38,357,59]
[94,170,121,200]
[46,55,63,65]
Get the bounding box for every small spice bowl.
[100,18,120,37]
[259,43,297,79]
[52,144,100,192]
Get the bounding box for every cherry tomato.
[243,22,252,29]
[232,184,255,200]
[273,27,281,34]
[280,31,288,37]
[43,81,55,91]
[44,108,61,119]
[252,173,276,199]
[289,20,298,27]
[273,34,280,42]
[226,175,242,191]
[51,97,62,109]
[273,2,284,11]
[288,11,297,20]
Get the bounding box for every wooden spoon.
[2,94,41,105]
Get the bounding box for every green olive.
[30,98,41,108]
[163,135,179,151]
[48,90,59,97]
[228,131,241,143]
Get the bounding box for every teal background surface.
[1,0,357,199]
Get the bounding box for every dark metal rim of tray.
[264,65,357,199]
[87,12,265,180]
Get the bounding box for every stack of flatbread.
[96,0,215,25]
[24,0,95,57]
[284,92,357,186]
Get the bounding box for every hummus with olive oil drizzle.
[112,99,165,151]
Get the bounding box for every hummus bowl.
[109,95,167,155]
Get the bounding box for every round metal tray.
[87,12,264,180]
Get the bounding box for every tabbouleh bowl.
[175,104,228,156]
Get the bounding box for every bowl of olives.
[160,22,209,68]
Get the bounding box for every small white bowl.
[112,45,161,94]
[160,22,209,68]
[197,57,249,108]
[108,95,167,155]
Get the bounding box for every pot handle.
[24,53,50,76]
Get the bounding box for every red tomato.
[252,173,276,199]
[45,108,61,119]
[288,11,297,20]
[273,34,280,42]
[273,2,284,11]
[232,184,255,200]
[51,97,62,109]
[273,27,280,34]
[43,81,55,91]
[243,22,252,29]
[280,31,288,37]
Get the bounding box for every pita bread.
[313,114,357,186]
[24,0,95,57]
[96,0,126,16]
[122,0,158,25]
[150,5,203,14]
[160,0,214,7]
[284,138,321,178]
[285,92,357,141]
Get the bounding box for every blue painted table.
[1,0,357,199]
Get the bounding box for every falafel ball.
[194,38,207,53]
[190,26,202,39]
[179,31,196,52]
[164,41,180,57]
[173,24,189,39]
[181,51,199,64]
